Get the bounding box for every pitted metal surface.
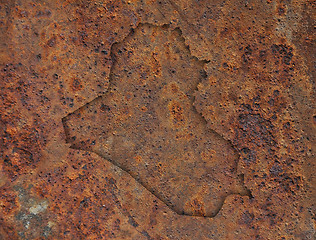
[1,0,314,239]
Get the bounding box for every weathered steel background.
[0,0,315,239]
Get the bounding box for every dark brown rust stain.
[62,23,251,218]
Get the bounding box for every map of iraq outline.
[62,23,251,217]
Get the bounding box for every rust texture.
[0,0,315,239]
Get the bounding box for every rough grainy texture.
[0,0,314,239]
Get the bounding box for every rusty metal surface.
[0,0,315,239]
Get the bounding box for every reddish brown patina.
[0,0,314,239]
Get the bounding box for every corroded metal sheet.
[0,0,315,239]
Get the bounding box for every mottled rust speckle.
[0,0,314,239]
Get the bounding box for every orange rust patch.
[186,198,206,217]
[168,100,185,126]
[71,77,83,91]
